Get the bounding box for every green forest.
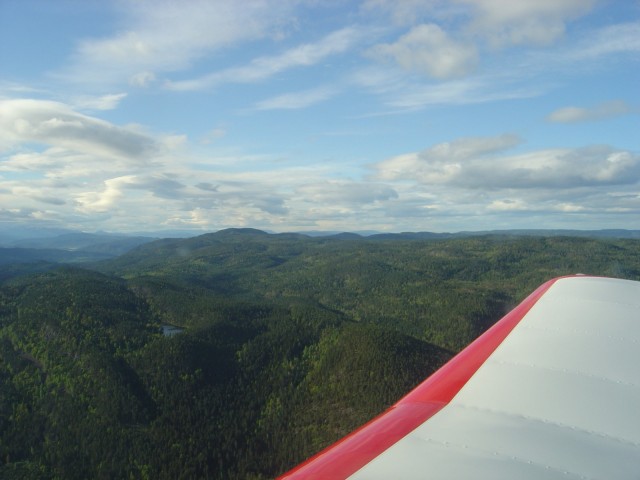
[1,229,639,479]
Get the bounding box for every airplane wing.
[278,275,640,479]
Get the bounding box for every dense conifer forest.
[1,229,639,478]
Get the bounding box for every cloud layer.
[461,0,596,46]
[1,1,638,233]
[369,24,478,80]
[0,99,159,162]
[547,100,633,123]
[59,0,300,87]
[2,98,636,232]
[169,27,369,91]
[374,136,639,189]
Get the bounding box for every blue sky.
[0,0,638,234]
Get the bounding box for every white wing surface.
[279,276,640,479]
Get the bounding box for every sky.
[0,0,638,234]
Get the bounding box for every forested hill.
[1,231,639,479]
[99,229,639,348]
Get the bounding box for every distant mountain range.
[0,226,638,268]
[296,229,640,240]
[364,229,640,240]
[5,232,157,253]
[0,231,157,265]
[0,225,190,246]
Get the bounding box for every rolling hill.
[1,230,639,478]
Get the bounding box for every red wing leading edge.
[279,275,640,479]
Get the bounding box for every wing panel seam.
[489,359,640,389]
[452,403,640,448]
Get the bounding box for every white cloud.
[255,86,339,110]
[200,128,227,145]
[10,184,67,206]
[487,199,528,211]
[361,0,438,25]
[296,181,397,204]
[74,173,188,215]
[571,21,640,59]
[0,150,63,173]
[72,93,128,110]
[348,66,407,96]
[355,15,636,113]
[129,71,156,87]
[0,99,159,163]
[3,1,636,234]
[369,24,478,79]
[428,133,523,160]
[554,202,585,213]
[363,0,596,47]
[4,136,638,233]
[351,66,547,112]
[0,147,133,181]
[547,100,633,123]
[0,99,194,226]
[487,198,590,214]
[75,175,137,213]
[128,174,187,199]
[57,0,299,86]
[511,21,640,80]
[458,0,596,47]
[375,133,521,182]
[167,27,366,91]
[374,138,640,190]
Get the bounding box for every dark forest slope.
[1,231,639,478]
